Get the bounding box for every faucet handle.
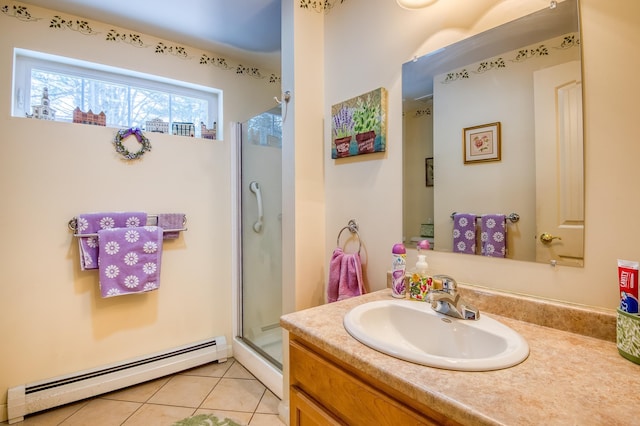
[432,275,457,293]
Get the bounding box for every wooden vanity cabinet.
[289,335,459,426]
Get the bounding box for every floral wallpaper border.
[407,33,580,120]
[300,0,346,13]
[1,3,39,21]
[2,1,281,84]
[414,106,431,118]
[440,33,580,86]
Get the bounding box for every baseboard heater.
[7,336,227,424]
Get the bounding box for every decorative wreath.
[113,127,151,160]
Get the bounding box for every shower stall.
[231,106,283,398]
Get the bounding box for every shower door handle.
[249,181,263,233]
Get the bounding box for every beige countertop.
[280,289,640,426]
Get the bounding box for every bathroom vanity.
[280,288,638,425]
[289,337,449,425]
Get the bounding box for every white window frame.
[12,48,223,137]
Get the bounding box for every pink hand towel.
[338,251,364,301]
[327,248,344,303]
[327,247,365,303]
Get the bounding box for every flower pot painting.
[334,136,352,158]
[331,87,387,159]
[356,130,376,154]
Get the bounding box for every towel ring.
[337,219,362,254]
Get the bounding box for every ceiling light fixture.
[396,0,438,9]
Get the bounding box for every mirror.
[402,0,584,267]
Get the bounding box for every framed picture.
[425,157,434,187]
[463,122,501,164]
[330,87,387,159]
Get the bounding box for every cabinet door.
[290,340,440,425]
[291,385,345,426]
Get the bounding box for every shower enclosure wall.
[231,107,283,398]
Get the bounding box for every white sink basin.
[343,298,529,371]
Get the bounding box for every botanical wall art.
[463,122,501,164]
[331,87,387,159]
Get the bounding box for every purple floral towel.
[156,213,185,240]
[453,213,477,254]
[97,226,163,298]
[77,212,147,270]
[481,214,506,258]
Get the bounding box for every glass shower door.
[239,106,283,369]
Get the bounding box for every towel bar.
[67,214,188,237]
[450,212,520,223]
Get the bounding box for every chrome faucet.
[427,275,480,320]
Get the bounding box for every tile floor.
[3,358,285,426]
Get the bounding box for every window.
[13,48,221,138]
[246,106,282,147]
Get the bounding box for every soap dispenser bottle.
[409,240,432,301]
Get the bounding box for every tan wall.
[322,0,640,309]
[0,2,278,417]
[281,0,327,314]
[402,106,433,245]
[3,0,639,418]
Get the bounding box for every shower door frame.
[230,121,283,399]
